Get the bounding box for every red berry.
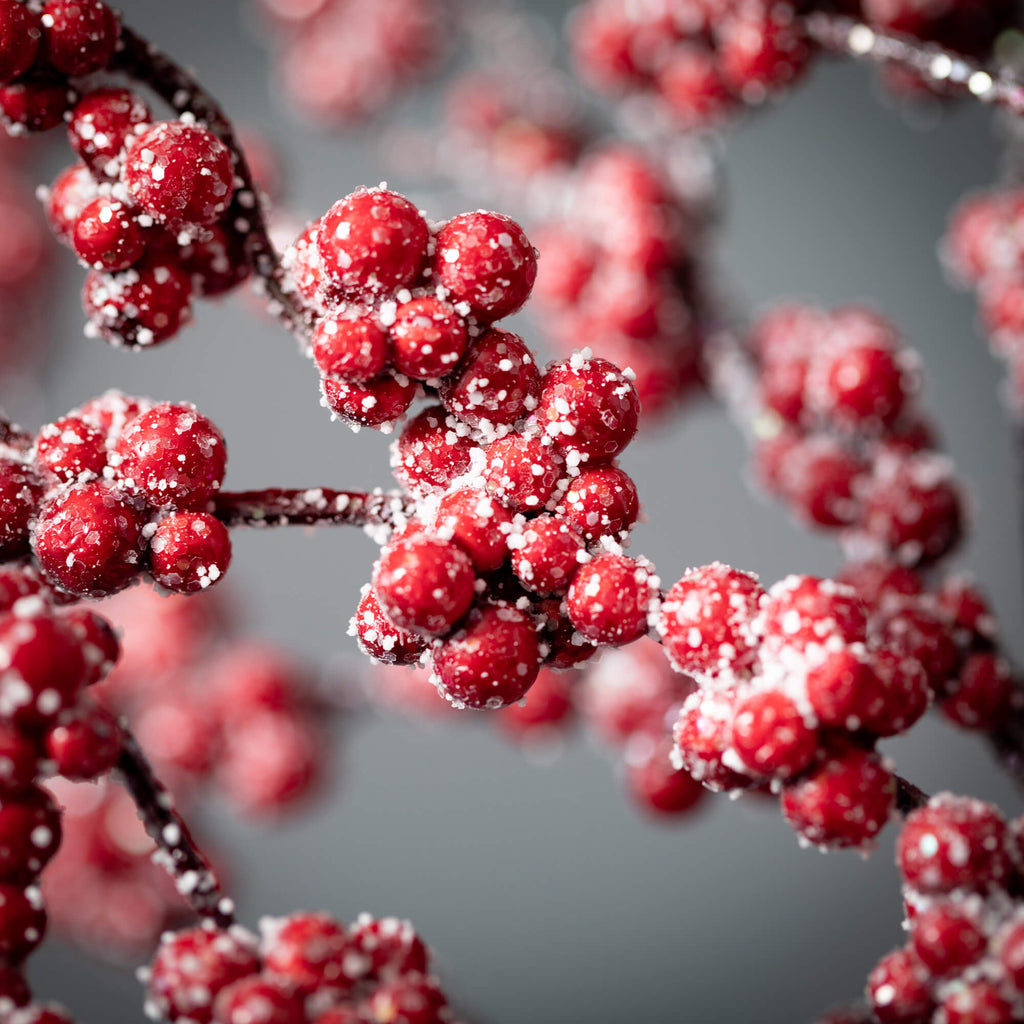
[0,964,29,1007]
[936,576,997,646]
[658,563,764,680]
[432,210,537,321]
[718,10,811,98]
[657,45,735,126]
[317,188,428,301]
[557,465,638,541]
[434,488,512,574]
[812,344,908,428]
[312,315,390,383]
[32,483,144,598]
[439,328,540,430]
[390,405,475,498]
[775,436,866,528]
[483,434,563,513]
[732,690,818,779]
[940,652,1014,730]
[124,122,235,228]
[998,918,1024,991]
[114,402,227,511]
[149,512,232,593]
[0,1,41,84]
[496,667,576,739]
[45,703,122,780]
[61,606,120,684]
[0,725,39,792]
[374,535,475,637]
[34,416,108,483]
[0,786,61,882]
[535,597,599,671]
[148,927,261,1024]
[897,796,1011,893]
[0,884,45,962]
[537,356,639,462]
[433,603,541,709]
[0,78,74,133]
[352,586,427,666]
[760,575,868,651]
[179,221,250,297]
[0,458,41,560]
[838,560,922,607]
[944,191,1014,284]
[41,0,119,76]
[879,604,959,693]
[941,982,1014,1024]
[626,736,705,817]
[866,947,933,1024]
[391,297,468,380]
[781,745,894,849]
[262,912,354,994]
[45,163,96,244]
[68,88,151,179]
[83,254,193,348]
[72,197,147,272]
[862,650,929,737]
[509,515,585,597]
[134,692,220,777]
[910,903,986,976]
[566,553,653,646]
[213,976,306,1024]
[321,374,417,431]
[77,388,148,437]
[673,689,751,791]
[349,914,429,981]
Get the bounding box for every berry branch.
[211,488,412,530]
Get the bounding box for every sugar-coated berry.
[658,563,764,681]
[61,606,120,685]
[940,652,1013,730]
[114,402,226,511]
[717,9,811,97]
[0,1,41,84]
[566,553,653,646]
[509,515,585,597]
[537,356,639,461]
[759,575,867,651]
[45,703,122,780]
[374,535,475,637]
[262,912,353,995]
[68,88,151,179]
[391,405,475,497]
[941,982,1014,1024]
[434,488,512,573]
[0,79,74,133]
[431,210,537,321]
[673,690,751,791]
[349,914,429,980]
[867,948,933,1024]
[0,884,45,962]
[312,315,390,383]
[45,163,96,244]
[496,667,576,739]
[0,786,61,883]
[483,434,563,513]
[557,465,638,541]
[317,188,428,301]
[862,650,929,737]
[149,512,232,593]
[41,0,119,76]
[626,736,705,817]
[123,122,235,228]
[34,416,107,483]
[0,725,40,793]
[352,586,427,666]
[391,297,468,380]
[212,975,306,1024]
[32,483,144,598]
[909,903,986,976]
[0,458,41,560]
[321,374,417,430]
[72,197,146,272]
[731,690,817,779]
[433,603,541,709]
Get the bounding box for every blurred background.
[10,0,1024,1020]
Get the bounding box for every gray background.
[16,1,1024,1021]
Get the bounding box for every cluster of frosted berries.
[0,566,124,1021]
[147,913,453,1024]
[255,0,444,125]
[751,304,963,567]
[570,0,812,128]
[0,391,233,598]
[532,146,703,419]
[95,586,326,817]
[944,187,1024,413]
[351,340,648,711]
[864,794,1024,1024]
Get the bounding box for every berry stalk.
[212,487,413,529]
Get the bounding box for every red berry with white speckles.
[352,586,427,666]
[41,0,119,76]
[942,981,1014,1024]
[61,606,119,685]
[365,974,447,1024]
[322,374,417,431]
[72,197,147,272]
[0,1,40,85]
[759,575,867,652]
[45,164,96,245]
[626,736,705,817]
[44,703,122,780]
[349,914,429,981]
[909,903,986,976]
[557,465,638,541]
[566,553,653,646]
[0,884,45,962]
[482,434,563,513]
[732,690,817,779]
[212,975,306,1024]
[867,947,933,1024]
[0,786,61,883]
[68,88,151,179]
[34,416,107,484]
[509,515,585,597]
[262,912,354,995]
[941,652,1014,730]
[391,405,475,498]
[673,689,750,791]
[0,458,41,560]
[391,297,468,380]
[0,79,74,133]
[312,315,389,384]
[434,488,512,574]
[149,512,232,594]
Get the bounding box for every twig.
[895,774,930,816]
[212,487,413,529]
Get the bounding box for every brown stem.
[212,487,413,529]
[115,726,235,929]
[802,12,1024,114]
[110,24,317,340]
[895,774,930,816]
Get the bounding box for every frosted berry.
[0,79,74,133]
[123,122,235,228]
[805,649,886,730]
[61,606,120,684]
[673,689,751,791]
[366,974,447,1024]
[45,703,122,780]
[861,650,929,737]
[940,652,1013,730]
[391,405,475,497]
[0,885,45,962]
[566,553,653,646]
[626,737,705,816]
[44,163,96,244]
[759,575,867,651]
[114,402,226,511]
[312,315,390,384]
[557,465,638,541]
[32,483,144,598]
[72,197,146,272]
[0,1,41,84]
[867,948,933,1024]
[658,563,764,680]
[349,914,429,980]
[0,458,41,560]
[496,667,576,738]
[434,488,512,574]
[68,88,151,179]
[149,512,232,593]
[941,982,1014,1024]
[813,344,908,427]
[910,903,986,976]
[40,0,119,76]
[34,416,107,483]
[317,188,428,301]
[321,374,417,431]
[431,210,537,321]
[0,786,61,882]
[352,586,427,666]
[433,603,541,709]
[212,976,306,1024]
[262,913,354,995]
[391,297,468,380]
[373,535,475,637]
[717,10,811,98]
[731,690,817,778]
[483,435,563,513]
[509,515,585,596]
[0,725,40,793]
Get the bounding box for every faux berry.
[940,652,1013,730]
[439,328,540,429]
[44,163,96,244]
[68,88,152,178]
[61,606,120,684]
[262,913,354,995]
[496,667,576,739]
[124,122,235,228]
[867,948,933,1024]
[483,434,563,513]
[72,197,147,272]
[509,515,585,597]
[732,690,817,779]
[557,465,638,541]
[673,690,752,791]
[811,343,908,428]
[374,535,475,637]
[40,0,119,76]
[321,374,417,431]
[433,603,541,709]
[537,356,639,461]
[212,975,306,1024]
[391,405,475,497]
[431,210,537,321]
[941,982,1014,1024]
[45,704,122,780]
[998,918,1024,991]
[0,79,74,134]
[910,903,986,976]
[179,221,250,297]
[34,416,107,483]
[0,786,61,882]
[626,737,705,816]
[434,488,512,573]
[0,458,41,560]
[32,483,144,597]
[317,188,428,301]
[759,575,867,651]
[566,553,654,646]
[0,1,41,85]
[149,512,232,593]
[365,974,447,1024]
[863,651,929,737]
[658,563,764,681]
[0,725,40,792]
[114,402,227,510]
[0,885,45,962]
[349,914,429,980]
[352,586,427,666]
[312,315,390,383]
[391,297,468,380]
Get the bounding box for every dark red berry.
[149,512,232,593]
[41,0,119,76]
[312,315,390,384]
[482,434,563,513]
[72,197,147,272]
[321,374,417,431]
[68,88,151,178]
[566,553,653,646]
[390,405,475,498]
[0,458,41,560]
[212,975,306,1024]
[0,79,74,133]
[352,586,427,666]
[509,515,585,597]
[732,690,817,779]
[434,488,512,573]
[390,297,468,380]
[866,947,933,1024]
[0,1,41,84]
[34,416,107,483]
[262,912,354,995]
[0,786,61,882]
[45,703,122,780]
[0,884,45,962]
[557,465,638,541]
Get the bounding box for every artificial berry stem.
[212,487,413,529]
[802,12,1024,112]
[109,23,314,336]
[895,774,930,815]
[115,726,235,929]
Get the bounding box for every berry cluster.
[254,0,445,126]
[147,912,452,1024]
[866,794,1024,1024]
[0,390,232,599]
[750,304,963,566]
[531,145,704,420]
